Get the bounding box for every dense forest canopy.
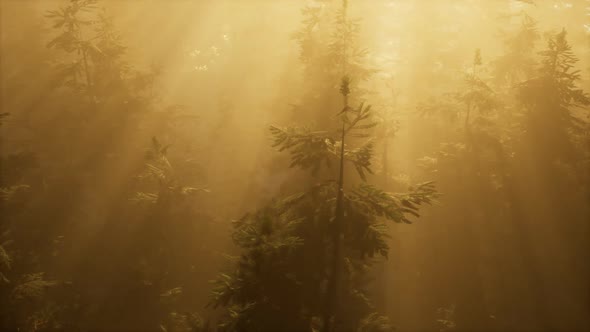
[1,0,589,331]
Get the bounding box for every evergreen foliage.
[0,0,589,331]
[212,71,437,331]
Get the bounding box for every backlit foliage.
[0,0,589,331]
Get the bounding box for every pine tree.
[212,73,436,332]
[210,3,436,330]
[292,0,373,127]
[518,29,590,163]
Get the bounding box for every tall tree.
[212,69,436,331]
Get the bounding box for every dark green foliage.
[1,0,589,331]
[134,136,210,207]
[292,1,374,126]
[213,67,437,331]
[413,11,589,330]
[211,177,433,330]
[0,1,216,330]
[518,29,590,163]
[349,182,436,225]
[270,126,335,174]
[11,273,59,302]
[210,2,438,330]
[271,99,377,181]
[521,29,589,109]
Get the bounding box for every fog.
[1,0,589,331]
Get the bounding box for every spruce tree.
[212,73,436,332]
[518,29,590,164]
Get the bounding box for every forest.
[0,0,589,331]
